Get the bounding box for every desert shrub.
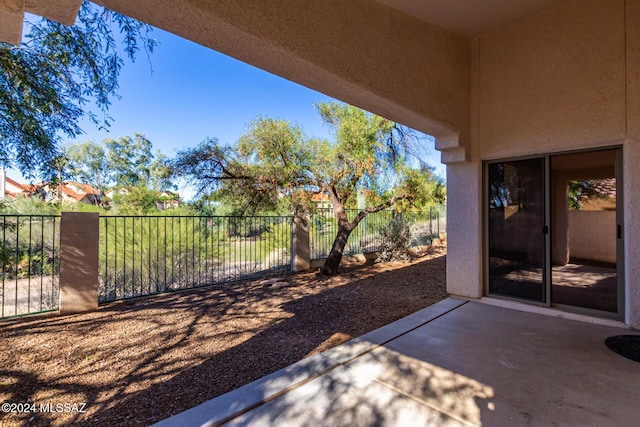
[377,214,412,262]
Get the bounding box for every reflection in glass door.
[488,159,546,303]
[550,150,620,314]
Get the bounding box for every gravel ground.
[0,247,447,427]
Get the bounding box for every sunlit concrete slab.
[155,298,640,426]
[346,302,640,426]
[226,364,468,427]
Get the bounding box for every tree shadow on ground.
[0,254,446,426]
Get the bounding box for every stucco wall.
[470,0,640,326]
[477,0,626,159]
[568,211,616,264]
[625,0,640,329]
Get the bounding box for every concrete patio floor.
[154,298,640,427]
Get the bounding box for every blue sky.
[12,25,444,198]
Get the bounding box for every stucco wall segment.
[627,0,640,138]
[25,0,81,26]
[0,0,24,45]
[477,0,626,159]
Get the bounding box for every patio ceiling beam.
[0,0,81,45]
[0,0,24,45]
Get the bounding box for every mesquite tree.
[172,102,443,275]
[0,0,156,178]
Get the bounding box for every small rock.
[272,281,292,289]
[259,277,286,286]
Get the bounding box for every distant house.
[0,171,104,205]
[41,182,104,205]
[310,193,332,210]
[157,191,181,210]
[0,170,42,200]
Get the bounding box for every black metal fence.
[309,209,391,260]
[403,205,446,247]
[99,215,293,302]
[0,215,60,318]
[309,206,445,261]
[0,208,446,316]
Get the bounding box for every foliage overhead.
[0,0,156,178]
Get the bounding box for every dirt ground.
[0,247,447,427]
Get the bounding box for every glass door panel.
[550,150,619,314]
[488,159,546,303]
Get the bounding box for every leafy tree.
[172,102,442,275]
[0,0,156,178]
[105,133,154,187]
[105,133,174,192]
[112,186,164,214]
[66,140,109,191]
[48,154,70,204]
[148,151,175,192]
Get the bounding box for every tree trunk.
[320,222,353,275]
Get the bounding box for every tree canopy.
[172,101,444,274]
[0,0,156,178]
[64,134,174,202]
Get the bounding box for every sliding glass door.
[487,158,546,303]
[486,149,623,318]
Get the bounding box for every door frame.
[483,146,624,320]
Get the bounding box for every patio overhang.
[6,0,571,167]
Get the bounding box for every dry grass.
[0,247,446,426]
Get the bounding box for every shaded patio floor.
[155,298,640,426]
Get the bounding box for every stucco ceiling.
[376,0,568,36]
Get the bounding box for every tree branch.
[350,194,413,228]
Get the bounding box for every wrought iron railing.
[98,215,293,302]
[309,209,392,260]
[309,206,445,261]
[0,215,60,318]
[0,207,445,316]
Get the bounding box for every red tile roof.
[310,193,330,202]
[4,176,36,193]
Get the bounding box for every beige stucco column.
[445,161,483,299]
[625,0,640,328]
[59,212,99,315]
[291,215,310,272]
[623,138,640,328]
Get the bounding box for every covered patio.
[156,298,640,426]
[4,1,640,425]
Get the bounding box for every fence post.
[291,214,310,272]
[59,212,99,315]
[429,206,433,239]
